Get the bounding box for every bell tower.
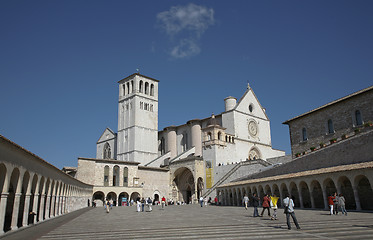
[117,73,159,165]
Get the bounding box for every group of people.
[328,192,347,215]
[244,193,300,230]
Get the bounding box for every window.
[145,82,149,95]
[302,128,308,141]
[159,137,165,155]
[355,110,363,126]
[113,166,119,186]
[150,84,154,96]
[103,143,111,159]
[249,104,253,113]
[139,80,143,93]
[131,80,134,93]
[181,133,188,152]
[207,132,212,141]
[104,166,109,186]
[123,84,126,96]
[123,167,128,187]
[327,119,334,134]
[218,132,222,140]
[126,82,130,94]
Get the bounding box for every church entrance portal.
[173,167,195,204]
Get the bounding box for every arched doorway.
[118,192,129,206]
[356,176,373,210]
[4,168,20,232]
[106,192,117,206]
[299,181,311,208]
[173,167,195,204]
[93,191,105,206]
[289,182,300,207]
[130,192,140,202]
[338,176,355,210]
[310,180,323,209]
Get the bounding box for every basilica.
[75,73,285,206]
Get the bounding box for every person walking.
[105,199,110,213]
[161,196,166,209]
[260,194,271,217]
[200,196,204,207]
[141,197,145,212]
[252,193,260,217]
[136,197,141,212]
[338,193,347,215]
[243,194,249,210]
[328,193,335,215]
[147,197,153,212]
[283,194,300,230]
[333,192,339,215]
[270,194,279,220]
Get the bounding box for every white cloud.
[156,3,214,58]
[170,39,201,59]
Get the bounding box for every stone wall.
[286,88,373,156]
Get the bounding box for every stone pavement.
[2,205,373,239]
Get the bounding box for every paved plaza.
[3,205,373,240]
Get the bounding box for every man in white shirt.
[283,194,300,230]
[243,195,249,210]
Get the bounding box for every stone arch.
[93,191,105,206]
[130,192,140,202]
[118,192,129,206]
[248,147,261,160]
[106,192,117,206]
[139,80,143,93]
[337,176,355,210]
[17,171,30,227]
[323,178,337,196]
[280,183,289,199]
[0,163,7,193]
[258,185,265,202]
[310,180,323,208]
[289,182,300,207]
[103,143,111,159]
[4,167,20,232]
[237,188,242,206]
[145,82,149,94]
[264,184,271,195]
[28,174,38,224]
[172,167,195,204]
[299,181,311,208]
[355,175,373,210]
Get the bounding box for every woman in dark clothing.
[252,193,260,217]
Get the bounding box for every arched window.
[139,80,143,93]
[126,82,130,94]
[218,132,222,140]
[104,166,109,186]
[103,143,111,159]
[123,167,128,187]
[225,135,228,142]
[150,84,154,96]
[181,133,188,152]
[113,166,119,186]
[131,80,134,93]
[207,132,212,141]
[355,110,363,126]
[327,119,334,134]
[302,128,308,141]
[145,82,149,95]
[160,137,165,155]
[123,84,126,96]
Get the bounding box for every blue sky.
[1,1,372,169]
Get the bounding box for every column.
[10,193,22,230]
[188,120,202,157]
[22,194,32,227]
[39,194,45,221]
[166,127,177,159]
[309,189,315,208]
[322,187,328,210]
[279,189,284,208]
[32,193,40,223]
[44,194,51,220]
[352,185,362,211]
[0,193,9,234]
[298,190,304,208]
[50,195,55,218]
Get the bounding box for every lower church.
[74,73,286,205]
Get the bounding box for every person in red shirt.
[328,193,335,215]
[260,194,271,217]
[161,196,166,209]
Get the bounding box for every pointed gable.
[234,85,269,120]
[97,128,116,144]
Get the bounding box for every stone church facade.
[75,73,285,205]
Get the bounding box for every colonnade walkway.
[2,204,373,239]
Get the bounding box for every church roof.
[283,85,373,124]
[118,73,160,83]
